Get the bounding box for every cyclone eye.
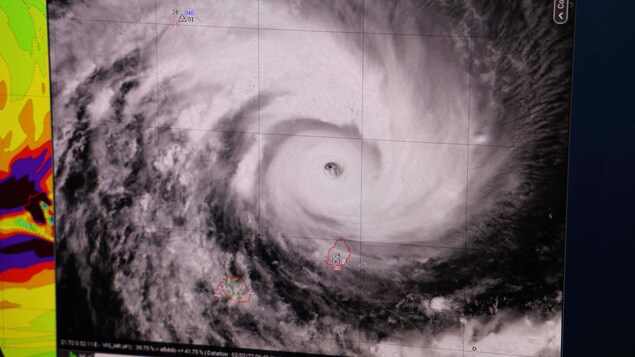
[323,162,343,178]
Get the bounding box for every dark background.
[562,0,635,355]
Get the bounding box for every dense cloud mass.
[50,1,573,356]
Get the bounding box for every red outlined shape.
[213,275,252,303]
[324,237,351,271]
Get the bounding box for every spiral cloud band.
[50,1,573,356]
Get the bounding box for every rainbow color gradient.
[0,0,56,356]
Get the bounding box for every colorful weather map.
[0,0,56,356]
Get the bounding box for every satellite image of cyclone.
[49,1,574,356]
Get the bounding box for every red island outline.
[325,237,351,271]
[214,275,252,303]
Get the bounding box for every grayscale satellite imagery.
[49,1,574,356]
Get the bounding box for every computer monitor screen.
[48,1,575,356]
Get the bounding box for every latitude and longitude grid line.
[69,16,525,41]
[257,0,261,249]
[54,4,538,357]
[152,127,521,149]
[359,1,365,353]
[154,0,159,130]
[153,0,165,271]
[463,10,475,357]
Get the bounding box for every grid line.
[69,16,526,41]
[257,0,261,234]
[154,0,159,130]
[152,0,160,275]
[70,17,156,26]
[156,227,478,251]
[160,128,525,149]
[462,10,475,357]
[359,1,365,352]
